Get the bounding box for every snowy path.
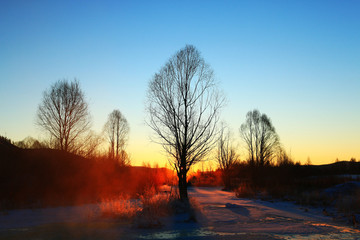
[188,187,360,239]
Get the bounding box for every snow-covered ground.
[1,187,360,239]
[187,187,360,239]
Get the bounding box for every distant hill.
[304,161,360,176]
[0,141,173,209]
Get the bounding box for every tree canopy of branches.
[15,136,47,149]
[240,109,280,167]
[37,79,91,153]
[216,125,238,189]
[146,45,224,201]
[104,109,130,165]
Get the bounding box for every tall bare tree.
[37,79,90,153]
[240,110,280,166]
[216,125,239,189]
[146,45,224,201]
[104,109,129,165]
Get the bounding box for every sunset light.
[1,1,360,239]
[1,1,359,166]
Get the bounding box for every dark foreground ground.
[1,187,360,240]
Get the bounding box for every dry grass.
[97,186,202,228]
[140,187,175,215]
[99,195,141,220]
[135,186,180,228]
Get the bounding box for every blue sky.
[1,0,359,165]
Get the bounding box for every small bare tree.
[216,125,239,190]
[146,45,224,201]
[37,79,91,153]
[15,136,47,149]
[240,109,280,167]
[276,147,294,166]
[104,109,129,165]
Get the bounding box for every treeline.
[189,159,360,202]
[0,137,172,210]
[211,108,360,196]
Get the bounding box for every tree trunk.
[178,170,188,202]
[222,169,232,190]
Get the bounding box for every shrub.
[188,169,222,187]
[99,195,141,220]
[235,182,256,198]
[133,186,200,228]
[0,135,12,145]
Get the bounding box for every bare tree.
[15,136,48,149]
[37,79,91,153]
[146,45,224,201]
[240,109,280,166]
[216,125,239,190]
[276,147,294,166]
[306,157,312,166]
[104,109,129,165]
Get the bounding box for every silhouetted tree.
[240,110,280,167]
[37,79,91,153]
[0,135,12,146]
[276,148,294,166]
[15,136,47,149]
[216,125,239,189]
[306,157,312,166]
[146,45,224,201]
[104,109,129,165]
